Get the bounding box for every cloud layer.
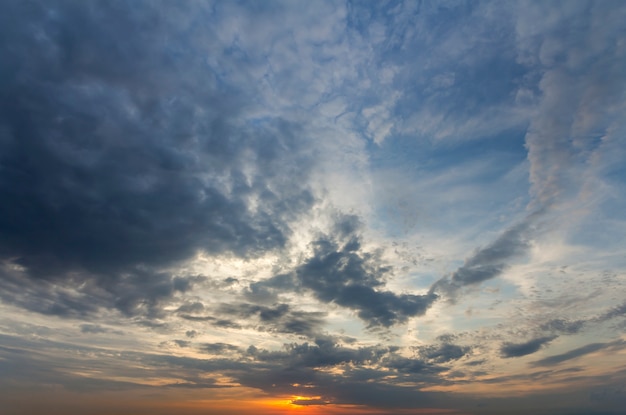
[0,1,625,415]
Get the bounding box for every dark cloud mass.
[294,216,437,327]
[0,1,314,315]
[417,343,471,364]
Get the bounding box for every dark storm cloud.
[500,336,557,358]
[293,215,437,327]
[531,339,626,367]
[0,1,314,316]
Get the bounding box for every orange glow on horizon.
[259,395,325,413]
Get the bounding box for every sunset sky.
[1,1,625,414]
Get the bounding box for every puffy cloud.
[0,0,315,319]
[293,216,437,327]
[417,343,471,364]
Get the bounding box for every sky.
[0,1,625,414]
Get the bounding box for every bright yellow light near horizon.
[257,395,328,413]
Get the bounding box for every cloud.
[500,336,557,358]
[0,2,625,415]
[431,214,538,299]
[597,302,626,322]
[0,0,315,318]
[290,398,330,406]
[247,336,394,369]
[536,302,626,337]
[540,318,585,335]
[202,343,240,354]
[217,302,326,337]
[293,215,437,327]
[178,314,242,330]
[383,355,447,375]
[0,265,205,320]
[531,340,626,367]
[514,1,626,212]
[417,343,471,364]
[79,324,123,335]
[176,302,206,315]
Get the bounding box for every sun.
[258,395,329,414]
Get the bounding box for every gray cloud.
[500,336,557,358]
[176,302,206,315]
[0,265,205,322]
[537,301,626,337]
[0,2,624,414]
[531,339,626,367]
[217,302,326,337]
[518,1,626,211]
[244,273,294,304]
[417,343,471,364]
[247,336,394,369]
[202,343,240,354]
[383,355,447,374]
[0,0,315,318]
[430,213,540,300]
[540,318,585,335]
[291,398,330,406]
[79,324,123,335]
[597,302,626,322]
[293,215,437,327]
[178,314,242,330]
